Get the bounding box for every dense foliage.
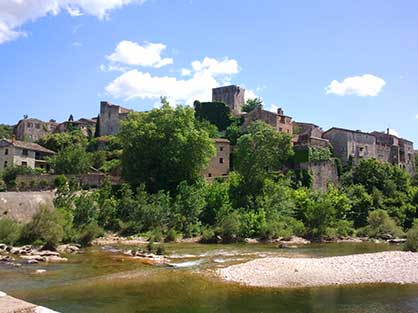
[0,124,13,139]
[119,104,215,192]
[241,98,263,113]
[194,101,233,131]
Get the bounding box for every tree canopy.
[194,101,233,131]
[242,98,263,113]
[119,104,216,192]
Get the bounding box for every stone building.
[242,107,293,135]
[54,118,97,137]
[98,101,133,136]
[212,85,245,115]
[0,139,55,172]
[13,118,58,142]
[202,138,231,179]
[322,128,377,165]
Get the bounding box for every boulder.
[56,244,80,254]
[45,256,68,263]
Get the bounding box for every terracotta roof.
[0,139,55,154]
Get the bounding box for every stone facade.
[202,138,231,179]
[323,128,415,176]
[0,139,54,172]
[54,118,97,137]
[298,160,339,191]
[322,128,377,165]
[13,118,58,142]
[243,107,293,135]
[212,85,245,115]
[98,101,132,136]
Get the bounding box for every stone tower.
[212,85,245,115]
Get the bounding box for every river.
[1,242,417,313]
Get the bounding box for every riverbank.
[0,291,58,313]
[217,251,418,288]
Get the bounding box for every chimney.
[277,108,284,115]
[387,128,390,135]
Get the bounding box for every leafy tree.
[345,184,374,228]
[38,130,87,152]
[119,104,215,192]
[234,121,293,196]
[194,101,233,131]
[242,98,263,113]
[365,209,404,239]
[0,124,13,139]
[48,145,92,174]
[0,218,22,245]
[404,219,418,252]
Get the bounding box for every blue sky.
[0,0,417,144]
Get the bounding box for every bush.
[20,207,64,250]
[216,212,242,243]
[404,220,418,252]
[165,229,180,243]
[148,227,163,242]
[77,222,103,247]
[0,218,22,245]
[366,209,404,239]
[201,227,217,243]
[54,175,68,188]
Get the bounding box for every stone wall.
[98,101,132,136]
[0,191,54,223]
[202,139,231,179]
[212,85,245,115]
[299,160,339,191]
[13,118,57,142]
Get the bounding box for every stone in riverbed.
[45,256,68,263]
[56,244,80,254]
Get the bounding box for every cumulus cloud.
[416,114,418,120]
[105,57,240,105]
[0,0,146,44]
[325,74,386,97]
[106,41,173,68]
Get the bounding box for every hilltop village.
[0,85,416,190]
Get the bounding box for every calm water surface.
[1,242,417,313]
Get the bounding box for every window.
[3,161,7,168]
[219,146,224,152]
[22,149,28,156]
[219,157,224,164]
[35,123,40,129]
[279,127,283,132]
[4,148,8,155]
[208,173,212,177]
[21,161,27,167]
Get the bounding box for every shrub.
[77,222,103,247]
[0,218,22,245]
[148,227,163,242]
[366,209,404,239]
[216,212,241,243]
[404,220,418,252]
[156,245,165,255]
[201,227,217,243]
[165,229,180,243]
[54,175,68,188]
[20,207,64,249]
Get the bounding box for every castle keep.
[98,101,133,136]
[212,85,245,115]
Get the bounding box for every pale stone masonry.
[0,139,55,172]
[212,85,245,115]
[242,107,293,135]
[98,101,133,136]
[13,118,58,142]
[202,138,231,179]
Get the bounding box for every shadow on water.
[2,242,417,313]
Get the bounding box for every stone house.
[322,128,377,165]
[13,118,58,142]
[98,101,133,136]
[0,139,55,172]
[242,107,293,135]
[212,85,245,115]
[202,138,231,179]
[54,118,97,137]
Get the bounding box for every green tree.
[194,101,233,131]
[234,121,293,196]
[119,104,215,192]
[242,98,263,113]
[0,124,13,139]
[37,130,87,152]
[48,145,92,174]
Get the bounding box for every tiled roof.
[0,139,55,154]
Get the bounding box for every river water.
[1,242,418,313]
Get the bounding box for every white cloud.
[0,0,146,44]
[106,41,173,68]
[416,114,418,120]
[325,74,386,97]
[181,68,192,76]
[388,129,400,137]
[105,57,240,105]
